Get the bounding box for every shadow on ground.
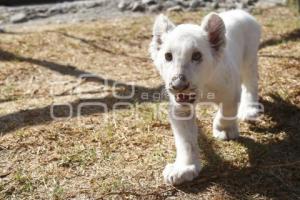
[176,94,300,199]
[0,49,164,136]
[259,28,300,49]
[1,26,300,199]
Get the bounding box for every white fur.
[150,10,261,185]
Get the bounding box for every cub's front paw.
[213,124,239,140]
[163,163,200,185]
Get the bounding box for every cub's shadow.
[177,94,300,199]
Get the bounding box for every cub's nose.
[169,74,190,92]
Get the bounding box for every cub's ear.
[149,14,175,60]
[201,13,226,54]
[153,14,175,38]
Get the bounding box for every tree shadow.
[0,49,144,88]
[259,28,300,49]
[1,27,300,198]
[259,53,300,61]
[0,49,165,136]
[51,31,150,62]
[0,84,166,136]
[175,94,300,199]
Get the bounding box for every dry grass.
[0,6,300,200]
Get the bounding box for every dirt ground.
[0,6,299,200]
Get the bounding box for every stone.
[131,2,146,12]
[10,12,27,23]
[217,8,226,12]
[241,0,250,5]
[226,3,236,10]
[142,0,157,5]
[175,0,189,8]
[189,0,205,9]
[148,4,162,12]
[167,5,183,12]
[163,0,178,9]
[224,0,238,9]
[235,2,247,9]
[211,2,219,9]
[47,4,70,15]
[118,0,132,11]
[242,0,258,6]
[84,1,102,9]
[255,1,278,9]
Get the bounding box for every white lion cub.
[149,10,261,185]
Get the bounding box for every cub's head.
[149,13,226,104]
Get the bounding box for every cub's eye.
[192,51,202,62]
[165,52,173,62]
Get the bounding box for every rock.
[167,5,183,12]
[189,0,205,9]
[148,4,162,12]
[118,0,132,11]
[235,2,247,9]
[242,0,257,6]
[226,2,236,9]
[216,0,236,9]
[255,1,278,9]
[47,4,70,15]
[217,8,226,12]
[241,0,250,5]
[131,2,146,12]
[211,2,219,9]
[118,2,126,11]
[163,0,178,9]
[84,1,102,9]
[175,0,189,8]
[142,0,157,5]
[10,12,27,23]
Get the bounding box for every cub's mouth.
[175,93,196,104]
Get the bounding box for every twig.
[55,79,86,96]
[0,171,11,178]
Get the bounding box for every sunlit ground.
[0,6,299,199]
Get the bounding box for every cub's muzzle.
[169,74,190,93]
